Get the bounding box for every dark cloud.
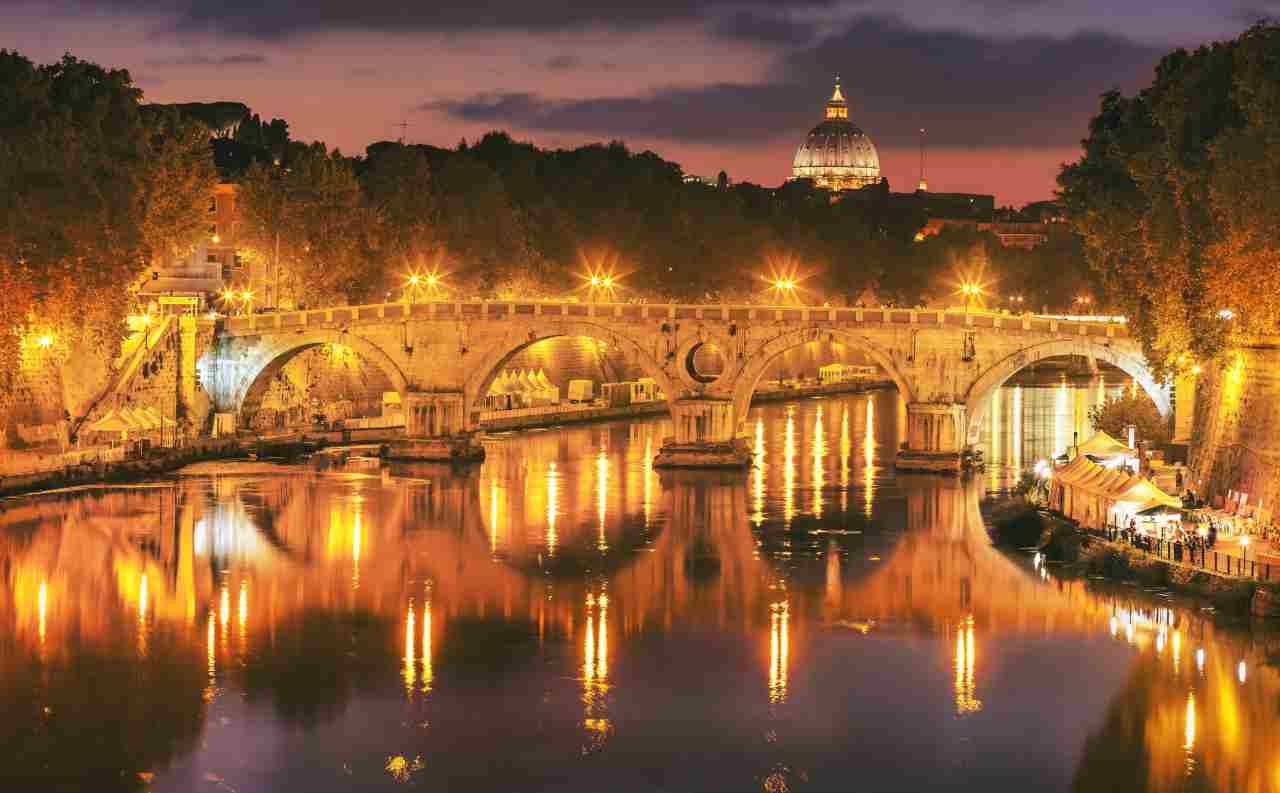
[431,15,1161,150]
[713,11,819,44]
[36,0,835,39]
[145,52,267,66]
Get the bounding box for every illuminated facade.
[791,78,881,192]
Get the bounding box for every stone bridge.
[195,300,1167,470]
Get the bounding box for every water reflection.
[0,391,1277,792]
[980,373,1130,490]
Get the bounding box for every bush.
[1041,523,1083,563]
[1085,546,1133,579]
[991,504,1047,547]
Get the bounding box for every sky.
[3,0,1265,205]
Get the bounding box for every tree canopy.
[1060,23,1280,376]
[0,50,216,370]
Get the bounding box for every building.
[791,78,881,192]
[140,182,247,311]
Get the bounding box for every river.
[2,383,1275,792]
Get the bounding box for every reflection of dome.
[791,77,881,192]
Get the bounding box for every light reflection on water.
[0,387,1275,793]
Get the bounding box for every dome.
[791,78,880,192]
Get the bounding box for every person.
[1176,469,1185,492]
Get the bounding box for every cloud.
[430,15,1161,150]
[64,0,834,39]
[146,52,267,66]
[546,55,579,70]
[712,11,819,45]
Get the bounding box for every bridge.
[180,299,1167,471]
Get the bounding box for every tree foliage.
[1088,393,1170,446]
[237,142,375,307]
[1060,24,1280,376]
[0,50,216,371]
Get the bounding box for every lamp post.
[1241,534,1249,566]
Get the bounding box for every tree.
[237,143,375,307]
[1088,393,1170,446]
[1060,24,1280,376]
[0,51,215,372]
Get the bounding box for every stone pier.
[384,392,485,462]
[896,402,967,474]
[653,398,751,468]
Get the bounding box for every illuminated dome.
[791,77,881,191]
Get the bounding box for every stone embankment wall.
[1188,340,1280,512]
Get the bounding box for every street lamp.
[1218,308,1236,320]
[37,335,52,349]
[1241,534,1249,565]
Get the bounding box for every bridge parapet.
[221,301,1130,340]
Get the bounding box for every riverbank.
[986,497,1280,617]
[0,437,243,500]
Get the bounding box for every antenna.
[396,119,409,144]
[917,127,928,192]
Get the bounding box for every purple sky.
[4,0,1261,205]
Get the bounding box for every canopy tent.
[1049,454,1179,530]
[88,410,132,434]
[1077,431,1136,467]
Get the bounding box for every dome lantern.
[825,76,848,120]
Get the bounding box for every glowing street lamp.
[1218,308,1236,320]
[1241,534,1249,565]
[37,335,53,349]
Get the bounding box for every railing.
[221,300,1131,340]
[1090,523,1275,582]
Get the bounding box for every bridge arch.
[234,329,409,424]
[963,338,1169,442]
[730,326,914,433]
[464,321,679,421]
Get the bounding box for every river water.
[3,383,1276,792]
